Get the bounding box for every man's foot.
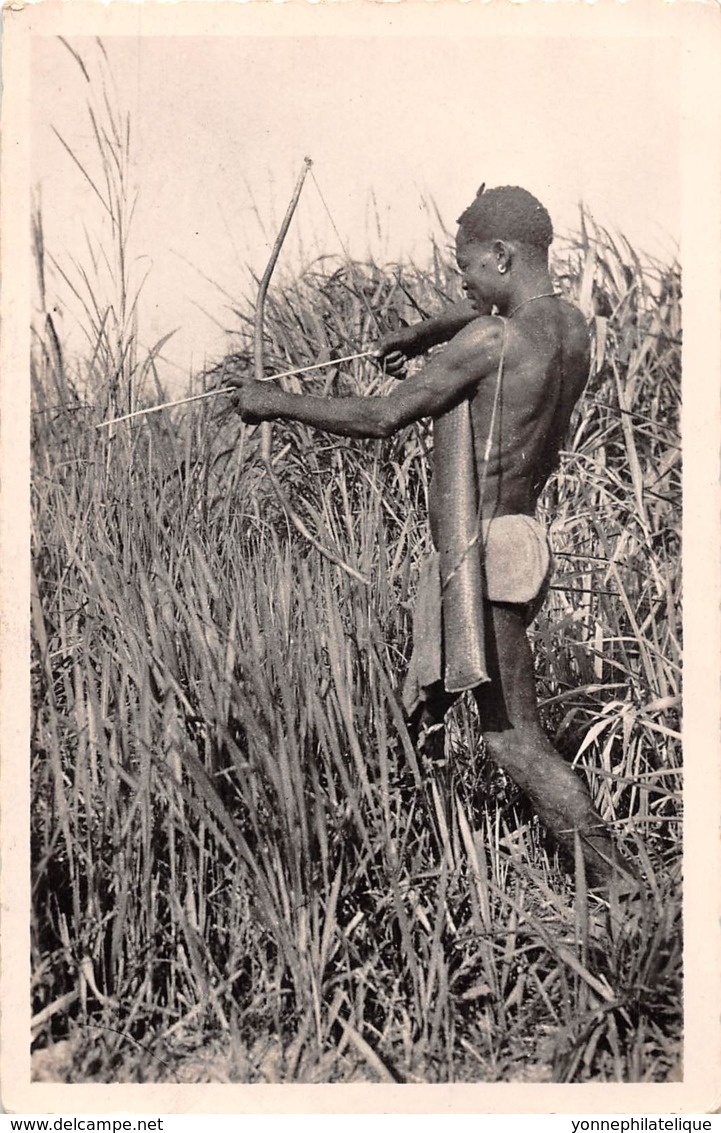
[580,831,644,897]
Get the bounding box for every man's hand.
[374,327,420,380]
[226,372,268,425]
[374,303,481,378]
[376,348,409,380]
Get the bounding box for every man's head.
[455,186,553,312]
[458,186,553,253]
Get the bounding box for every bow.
[249,158,370,586]
[254,156,313,464]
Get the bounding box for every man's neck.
[499,270,554,317]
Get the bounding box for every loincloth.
[402,514,553,717]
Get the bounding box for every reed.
[30,49,681,1084]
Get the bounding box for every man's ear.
[493,239,513,274]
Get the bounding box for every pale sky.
[32,32,680,391]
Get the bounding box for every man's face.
[455,229,497,314]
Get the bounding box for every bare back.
[469,298,590,518]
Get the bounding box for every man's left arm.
[232,318,503,439]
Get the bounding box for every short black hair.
[457,186,553,251]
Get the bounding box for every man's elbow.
[368,402,403,439]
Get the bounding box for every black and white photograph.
[2,0,720,1114]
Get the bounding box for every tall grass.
[30,52,681,1084]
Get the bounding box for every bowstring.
[310,168,383,339]
[311,168,509,582]
[311,166,507,582]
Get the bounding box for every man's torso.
[467,297,590,518]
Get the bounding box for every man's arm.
[233,317,503,440]
[377,299,479,362]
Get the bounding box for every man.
[231,185,636,888]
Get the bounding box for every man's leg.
[472,601,634,885]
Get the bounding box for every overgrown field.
[30,81,681,1082]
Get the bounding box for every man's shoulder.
[442,316,506,380]
[448,314,505,354]
[508,297,590,360]
[561,294,590,320]
[556,298,591,348]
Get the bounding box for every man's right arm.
[377,300,479,369]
